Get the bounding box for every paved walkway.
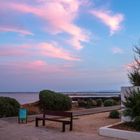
[73,105,121,116]
[0,106,122,140]
[0,118,122,140]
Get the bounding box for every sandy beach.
[0,112,123,140]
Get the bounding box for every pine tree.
[128,45,140,86]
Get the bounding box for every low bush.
[78,99,87,107]
[0,97,20,117]
[86,99,97,108]
[78,99,97,108]
[133,116,140,131]
[103,99,115,106]
[123,89,140,118]
[96,99,103,107]
[113,100,118,105]
[91,99,97,106]
[109,110,120,119]
[39,90,72,111]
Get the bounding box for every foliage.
[113,100,118,105]
[96,99,103,107]
[39,90,72,111]
[0,97,20,117]
[86,99,97,108]
[91,99,97,106]
[103,99,115,107]
[122,89,140,119]
[133,116,140,131]
[109,110,120,119]
[128,70,140,86]
[78,99,87,107]
[128,46,140,86]
[78,99,97,108]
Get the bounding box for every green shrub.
[123,89,140,130]
[113,100,118,105]
[0,97,20,117]
[78,99,97,108]
[128,46,140,86]
[128,70,140,86]
[39,90,72,111]
[116,100,121,105]
[133,116,140,131]
[86,99,97,108]
[103,99,115,106]
[78,99,87,107]
[96,99,103,107]
[109,110,120,119]
[91,99,97,106]
[123,89,140,119]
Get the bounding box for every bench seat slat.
[36,117,70,123]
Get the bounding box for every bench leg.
[70,122,73,131]
[42,119,45,126]
[18,118,20,124]
[35,118,38,127]
[62,123,65,132]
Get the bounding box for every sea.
[0,91,120,104]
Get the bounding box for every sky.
[0,0,140,92]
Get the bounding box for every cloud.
[0,48,27,56]
[0,42,80,61]
[0,59,76,76]
[90,9,124,35]
[0,45,30,56]
[111,47,123,54]
[4,0,89,50]
[0,26,33,36]
[39,42,81,61]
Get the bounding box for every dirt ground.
[33,112,120,133]
[0,112,122,140]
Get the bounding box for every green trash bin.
[18,108,27,123]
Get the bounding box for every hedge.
[39,90,72,111]
[103,99,115,107]
[109,110,120,119]
[78,99,97,108]
[96,99,103,107]
[0,97,20,117]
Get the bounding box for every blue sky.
[0,0,139,92]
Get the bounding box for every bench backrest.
[43,110,72,118]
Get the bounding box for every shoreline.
[0,92,120,104]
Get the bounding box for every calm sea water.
[0,91,120,104]
[0,92,39,104]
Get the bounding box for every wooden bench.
[35,110,73,132]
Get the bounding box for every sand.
[0,112,123,140]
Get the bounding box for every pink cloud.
[111,47,123,54]
[0,60,76,76]
[5,0,89,49]
[0,60,48,73]
[0,45,30,57]
[90,9,124,35]
[39,42,81,61]
[24,60,47,71]
[0,26,33,35]
[0,42,80,61]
